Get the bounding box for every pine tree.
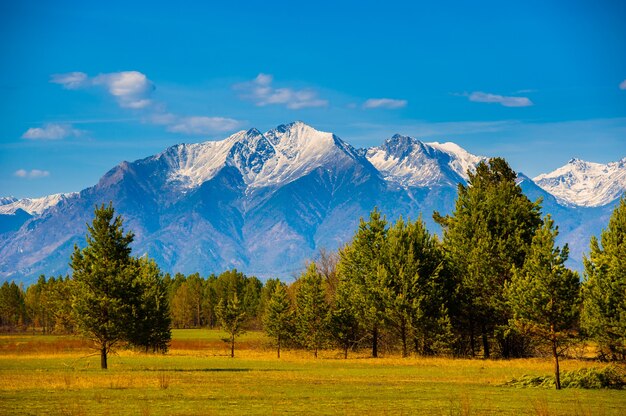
[295,263,329,358]
[435,158,542,358]
[337,208,388,357]
[582,197,626,360]
[70,203,137,369]
[506,216,580,389]
[329,278,360,359]
[127,258,172,353]
[215,293,247,358]
[263,283,293,358]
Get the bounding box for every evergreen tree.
[338,208,388,357]
[0,281,27,330]
[329,278,361,359]
[70,203,137,369]
[263,283,293,358]
[295,263,330,358]
[435,158,542,358]
[582,197,626,360]
[127,258,172,353]
[506,216,580,389]
[215,293,247,358]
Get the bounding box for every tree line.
[1,158,625,385]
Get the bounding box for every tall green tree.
[263,283,293,358]
[295,263,330,358]
[215,293,247,358]
[506,216,580,389]
[338,208,388,357]
[127,258,172,353]
[70,203,137,369]
[582,197,626,361]
[435,158,542,358]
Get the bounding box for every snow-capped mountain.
[0,193,78,215]
[534,158,626,207]
[158,121,366,190]
[0,197,18,206]
[366,135,486,187]
[0,121,623,284]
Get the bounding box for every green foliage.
[507,216,580,340]
[70,203,137,369]
[295,263,330,357]
[70,203,172,367]
[126,258,172,353]
[215,293,247,357]
[262,283,293,358]
[0,281,27,330]
[506,216,580,388]
[582,197,626,360]
[435,157,542,358]
[337,208,388,357]
[506,366,626,389]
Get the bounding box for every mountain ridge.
[1,121,624,284]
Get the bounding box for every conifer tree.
[263,283,293,358]
[435,158,542,358]
[216,293,247,358]
[295,263,329,358]
[127,258,172,353]
[506,216,580,390]
[329,278,360,359]
[582,197,626,360]
[70,203,137,369]
[338,208,388,357]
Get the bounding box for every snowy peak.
[0,193,78,215]
[366,135,485,187]
[161,121,363,190]
[0,197,18,206]
[534,157,626,207]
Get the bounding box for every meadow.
[1,330,625,415]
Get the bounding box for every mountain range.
[1,121,624,284]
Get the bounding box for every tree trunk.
[100,345,108,370]
[344,342,348,359]
[552,333,561,390]
[481,324,490,359]
[401,320,408,358]
[230,334,235,358]
[372,325,379,358]
[277,335,281,359]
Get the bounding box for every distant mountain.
[1,121,623,284]
[0,193,78,215]
[534,158,626,207]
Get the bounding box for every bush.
[505,366,626,389]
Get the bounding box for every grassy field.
[1,330,625,415]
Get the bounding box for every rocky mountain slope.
[1,121,623,284]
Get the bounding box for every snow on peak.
[0,192,78,215]
[162,121,360,189]
[366,135,485,187]
[534,157,626,207]
[0,196,18,206]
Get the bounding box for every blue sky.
[1,0,625,198]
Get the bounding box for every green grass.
[1,331,625,415]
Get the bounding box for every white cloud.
[51,71,154,109]
[22,123,82,140]
[235,73,328,109]
[50,72,89,89]
[467,91,533,107]
[14,169,50,179]
[168,116,242,135]
[363,98,407,109]
[620,79,626,90]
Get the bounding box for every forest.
[1,158,625,389]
